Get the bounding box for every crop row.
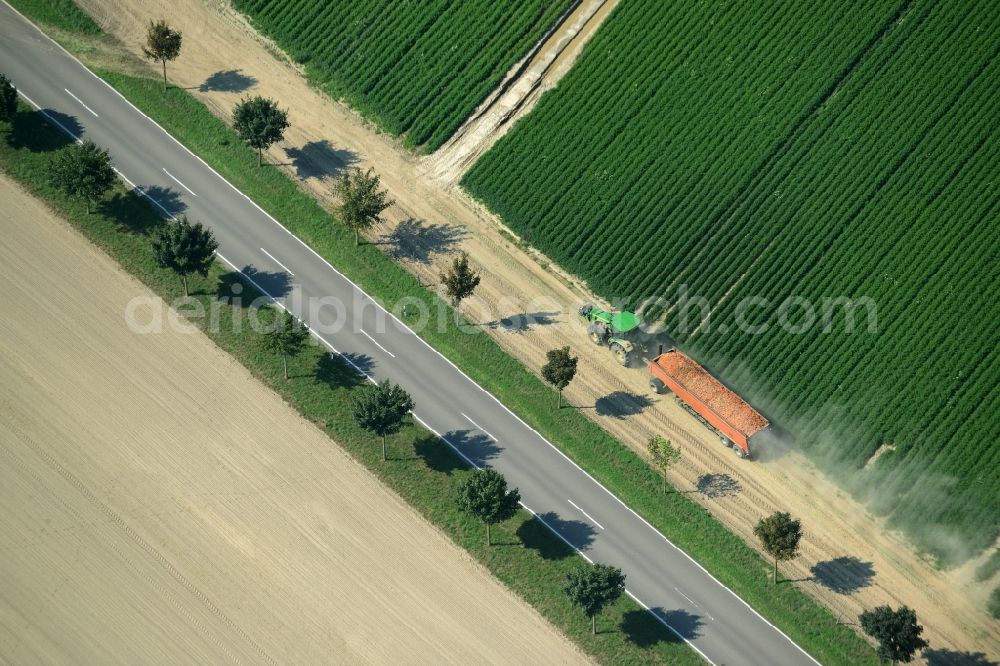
[463,0,1000,560]
[234,0,575,151]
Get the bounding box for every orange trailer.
[649,349,769,458]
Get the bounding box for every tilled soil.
[0,173,588,665]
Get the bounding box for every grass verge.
[2,3,880,661]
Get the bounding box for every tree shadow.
[283,139,357,180]
[339,351,376,378]
[95,190,166,235]
[482,310,560,333]
[241,265,292,298]
[656,608,704,640]
[519,511,596,556]
[924,649,997,666]
[809,556,875,594]
[696,473,742,498]
[594,391,654,419]
[216,272,251,304]
[621,609,686,648]
[387,218,467,265]
[6,109,80,151]
[442,429,500,467]
[198,69,257,93]
[314,352,368,391]
[138,184,188,217]
[414,434,467,475]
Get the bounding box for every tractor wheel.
[588,322,608,345]
[650,377,666,394]
[611,343,630,366]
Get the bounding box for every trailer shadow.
[518,511,596,558]
[696,473,742,498]
[809,556,875,594]
[594,391,654,419]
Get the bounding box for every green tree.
[352,380,414,461]
[647,435,680,493]
[541,346,577,408]
[142,20,182,91]
[563,563,626,635]
[0,73,17,123]
[150,216,218,297]
[261,310,309,380]
[858,605,928,665]
[232,96,289,166]
[334,167,393,246]
[455,468,520,547]
[48,140,116,214]
[440,251,481,309]
[754,511,803,584]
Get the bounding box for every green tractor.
[578,304,641,366]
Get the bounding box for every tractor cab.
[578,304,641,366]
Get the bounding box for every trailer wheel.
[649,377,666,394]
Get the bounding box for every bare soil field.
[65,1,1000,659]
[0,173,587,664]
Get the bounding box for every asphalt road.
[0,4,820,664]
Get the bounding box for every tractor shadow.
[696,473,742,499]
[518,511,596,558]
[482,311,560,333]
[386,217,467,265]
[6,109,81,151]
[809,556,875,594]
[283,139,358,180]
[198,69,257,93]
[622,608,699,646]
[924,650,997,666]
[594,390,654,419]
[442,429,500,467]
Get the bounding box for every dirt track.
[65,1,1000,659]
[0,173,587,664]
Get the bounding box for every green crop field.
[232,0,575,151]
[464,0,1000,561]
